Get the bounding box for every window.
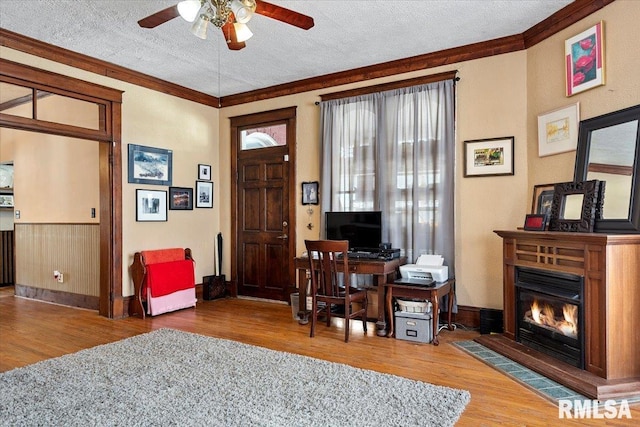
[320,80,455,269]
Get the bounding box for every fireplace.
[486,230,640,400]
[515,267,584,369]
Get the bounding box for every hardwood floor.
[1,291,638,426]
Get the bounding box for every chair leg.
[362,298,368,333]
[344,315,350,343]
[325,304,331,327]
[310,299,316,338]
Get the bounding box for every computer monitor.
[325,211,382,251]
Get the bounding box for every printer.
[400,254,449,282]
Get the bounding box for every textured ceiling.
[0,0,573,97]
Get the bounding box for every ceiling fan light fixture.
[191,15,210,39]
[233,22,253,42]
[177,0,202,22]
[230,0,254,24]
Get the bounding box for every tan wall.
[1,0,638,309]
[0,47,220,297]
[0,129,100,223]
[219,51,529,310]
[527,0,640,197]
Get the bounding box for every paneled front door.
[231,107,297,301]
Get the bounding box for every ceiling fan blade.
[255,0,314,30]
[138,5,180,29]
[221,22,246,51]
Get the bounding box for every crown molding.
[0,0,614,109]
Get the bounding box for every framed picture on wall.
[198,164,211,181]
[169,187,193,210]
[136,189,167,221]
[565,21,605,96]
[301,181,319,205]
[537,103,580,157]
[463,137,514,177]
[0,194,14,207]
[196,181,213,208]
[128,144,173,186]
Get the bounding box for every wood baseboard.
[14,284,98,310]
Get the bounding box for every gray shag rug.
[0,328,470,426]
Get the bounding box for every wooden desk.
[384,279,455,345]
[294,256,406,336]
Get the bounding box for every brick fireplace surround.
[478,230,640,400]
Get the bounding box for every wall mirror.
[573,104,640,233]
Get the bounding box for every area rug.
[0,329,470,426]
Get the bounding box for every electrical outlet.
[54,270,63,283]
[91,208,96,218]
[15,210,20,219]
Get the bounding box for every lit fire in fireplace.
[526,299,578,339]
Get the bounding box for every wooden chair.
[304,240,368,342]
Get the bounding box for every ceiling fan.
[138,0,314,50]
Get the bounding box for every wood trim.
[0,113,110,142]
[222,36,523,107]
[14,283,99,310]
[0,61,123,319]
[450,305,481,329]
[0,58,123,103]
[1,1,613,108]
[0,91,52,112]
[0,29,219,107]
[523,0,616,48]
[320,71,458,102]
[588,162,633,176]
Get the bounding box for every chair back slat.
[306,240,349,298]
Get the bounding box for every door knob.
[277,234,288,239]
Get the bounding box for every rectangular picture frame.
[128,144,172,186]
[136,189,167,222]
[463,137,514,177]
[565,21,605,96]
[537,103,580,157]
[169,186,193,210]
[195,180,213,208]
[524,214,549,231]
[0,194,14,207]
[531,183,556,216]
[198,164,211,181]
[301,181,319,205]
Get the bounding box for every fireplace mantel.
[482,230,640,400]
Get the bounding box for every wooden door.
[231,107,297,301]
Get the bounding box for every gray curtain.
[320,80,455,278]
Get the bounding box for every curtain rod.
[316,70,459,104]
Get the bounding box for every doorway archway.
[0,58,123,318]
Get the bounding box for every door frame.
[0,58,123,318]
[230,107,297,298]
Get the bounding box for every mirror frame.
[549,180,602,232]
[573,104,640,233]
